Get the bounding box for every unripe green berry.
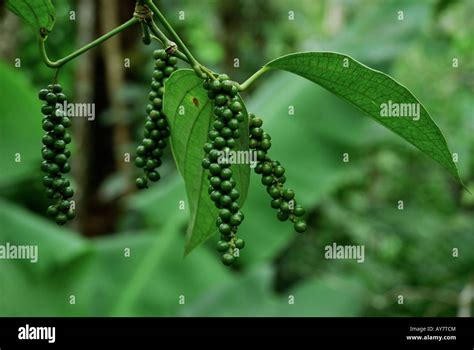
[283,189,295,201]
[148,171,160,182]
[219,195,232,208]
[271,199,281,209]
[213,137,226,149]
[294,205,305,217]
[47,205,58,217]
[230,101,242,113]
[56,213,68,225]
[136,177,147,189]
[164,66,175,77]
[210,80,221,91]
[226,138,236,149]
[52,84,62,93]
[277,210,289,221]
[41,105,54,115]
[153,49,167,60]
[135,157,146,168]
[219,208,232,221]
[215,94,227,106]
[209,163,221,175]
[261,176,274,186]
[221,253,235,266]
[234,238,245,249]
[201,158,211,169]
[216,241,230,252]
[210,176,221,188]
[42,148,55,160]
[66,208,76,220]
[222,108,233,121]
[46,93,57,104]
[221,80,233,93]
[61,163,71,174]
[294,220,307,233]
[219,223,232,235]
[229,189,240,201]
[261,163,273,175]
[228,119,239,130]
[220,168,232,180]
[220,180,233,193]
[142,138,155,149]
[210,190,221,202]
[62,187,74,198]
[167,56,178,66]
[208,130,219,141]
[268,186,281,199]
[39,89,49,100]
[229,213,242,226]
[220,127,232,139]
[229,201,240,213]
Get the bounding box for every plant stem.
[146,20,188,63]
[40,17,139,68]
[235,66,270,91]
[145,0,205,77]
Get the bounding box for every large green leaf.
[163,69,250,255]
[6,0,55,36]
[264,52,463,186]
[0,62,43,187]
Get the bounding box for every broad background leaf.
[163,69,250,255]
[6,0,55,35]
[0,61,43,187]
[265,52,463,186]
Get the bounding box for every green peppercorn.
[219,223,232,235]
[220,168,232,180]
[294,220,307,233]
[216,241,230,252]
[46,205,58,217]
[39,89,49,100]
[234,238,245,249]
[148,171,160,182]
[283,189,295,201]
[56,213,68,225]
[221,253,235,266]
[277,210,289,221]
[136,177,147,189]
[294,205,305,217]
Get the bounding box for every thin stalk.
[146,20,188,63]
[145,0,204,77]
[40,17,139,68]
[235,66,270,91]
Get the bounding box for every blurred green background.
[0,0,473,316]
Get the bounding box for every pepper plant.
[6,0,465,266]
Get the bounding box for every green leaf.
[265,52,463,186]
[6,0,55,35]
[163,69,250,255]
[0,61,44,187]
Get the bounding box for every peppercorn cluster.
[134,49,177,189]
[249,113,307,233]
[39,84,75,225]
[202,75,246,266]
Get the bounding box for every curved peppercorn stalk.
[201,75,246,266]
[134,49,177,189]
[249,113,308,233]
[39,84,76,225]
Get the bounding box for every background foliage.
[0,0,473,316]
